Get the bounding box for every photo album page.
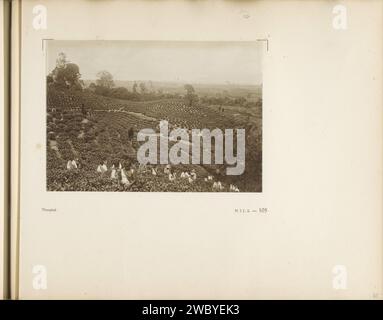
[11,0,383,299]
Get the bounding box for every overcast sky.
[47,40,263,85]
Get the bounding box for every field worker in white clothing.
[101,163,108,172]
[66,159,78,170]
[190,169,197,180]
[164,164,171,175]
[111,167,117,179]
[213,181,223,191]
[168,170,176,181]
[128,167,135,177]
[230,184,240,192]
[96,164,102,173]
[120,168,131,185]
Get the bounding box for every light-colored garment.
[121,169,130,185]
[213,181,223,190]
[101,164,108,172]
[164,165,171,174]
[111,169,117,179]
[66,160,72,170]
[97,165,102,173]
[183,172,190,178]
[230,184,240,192]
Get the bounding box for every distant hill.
[83,79,262,99]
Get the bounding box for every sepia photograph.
[46,41,263,192]
[6,0,383,303]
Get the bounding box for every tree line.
[47,52,260,108]
[86,71,185,102]
[47,53,189,102]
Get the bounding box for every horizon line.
[82,79,263,87]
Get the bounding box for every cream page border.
[15,0,383,299]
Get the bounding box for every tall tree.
[139,82,147,94]
[132,82,138,93]
[48,52,82,90]
[184,84,198,107]
[96,70,115,89]
[56,52,67,68]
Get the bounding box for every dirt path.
[94,109,157,122]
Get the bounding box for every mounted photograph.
[46,40,263,192]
